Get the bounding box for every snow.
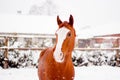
[0,14,120,39]
[0,14,57,34]
[0,0,120,39]
[0,66,120,80]
[0,68,38,80]
[77,23,120,39]
[0,1,120,79]
[75,66,120,80]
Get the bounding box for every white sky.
[0,0,120,25]
[0,0,120,37]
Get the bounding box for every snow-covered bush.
[7,50,40,68]
[0,49,40,68]
[0,36,120,68]
[0,51,4,68]
[0,37,54,68]
[72,50,120,67]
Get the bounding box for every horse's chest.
[39,50,74,80]
[46,62,74,80]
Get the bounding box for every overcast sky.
[0,0,120,36]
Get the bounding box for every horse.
[38,15,76,80]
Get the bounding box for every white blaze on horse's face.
[54,27,70,63]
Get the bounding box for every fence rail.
[0,47,44,50]
[74,48,120,51]
[0,47,120,51]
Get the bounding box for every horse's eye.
[67,32,71,37]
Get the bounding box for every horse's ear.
[69,15,74,26]
[57,15,62,25]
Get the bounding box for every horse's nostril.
[60,52,64,60]
[60,52,63,56]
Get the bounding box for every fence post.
[115,38,120,66]
[3,37,9,69]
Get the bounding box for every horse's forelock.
[59,21,73,28]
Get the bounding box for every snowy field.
[0,66,120,80]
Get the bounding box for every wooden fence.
[0,33,120,68]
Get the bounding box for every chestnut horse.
[38,15,76,80]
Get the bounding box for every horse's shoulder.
[40,47,53,58]
[40,48,47,58]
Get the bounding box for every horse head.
[54,15,76,63]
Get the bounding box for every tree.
[29,0,58,16]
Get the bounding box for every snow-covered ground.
[0,66,120,80]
